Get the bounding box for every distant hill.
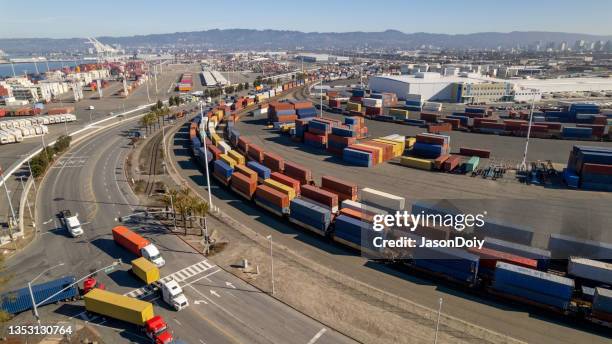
[1,29,611,54]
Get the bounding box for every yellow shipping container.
[131,257,160,285]
[357,144,384,164]
[405,137,416,149]
[400,156,432,170]
[220,154,238,168]
[228,150,245,165]
[346,102,361,112]
[211,133,222,145]
[372,139,403,157]
[263,179,296,200]
[84,288,154,326]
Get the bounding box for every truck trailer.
[112,226,165,267]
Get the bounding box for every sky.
[1,0,611,38]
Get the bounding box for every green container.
[464,156,480,172]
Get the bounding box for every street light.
[266,235,275,295]
[28,262,65,325]
[199,102,214,210]
[152,191,177,232]
[519,88,539,171]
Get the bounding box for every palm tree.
[191,198,210,237]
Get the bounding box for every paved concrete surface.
[2,115,354,344]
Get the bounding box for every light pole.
[18,176,33,221]
[434,297,443,344]
[319,76,323,118]
[266,235,275,295]
[200,102,214,210]
[0,165,17,227]
[153,191,177,232]
[27,159,37,192]
[28,262,65,325]
[519,89,538,171]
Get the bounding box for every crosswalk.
[124,260,216,298]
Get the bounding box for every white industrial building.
[369,72,612,103]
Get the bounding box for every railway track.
[143,130,163,196]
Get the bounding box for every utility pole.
[200,102,214,210]
[519,89,537,171]
[319,76,323,118]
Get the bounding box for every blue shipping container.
[213,160,233,179]
[246,161,271,180]
[1,276,78,315]
[548,233,612,260]
[494,262,574,300]
[481,220,533,246]
[412,142,443,159]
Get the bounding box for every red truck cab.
[145,316,173,344]
[82,277,105,295]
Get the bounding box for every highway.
[164,89,612,344]
[3,114,355,344]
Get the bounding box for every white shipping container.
[341,200,388,215]
[217,141,231,154]
[423,102,442,112]
[362,98,383,108]
[568,257,612,285]
[360,188,405,211]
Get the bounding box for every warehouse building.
[369,73,612,103]
[369,73,511,103]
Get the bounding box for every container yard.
[186,108,612,332]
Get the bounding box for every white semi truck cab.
[141,244,165,267]
[59,210,84,237]
[160,279,189,311]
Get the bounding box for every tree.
[168,97,175,107]
[243,82,249,89]
[236,83,243,92]
[156,99,163,110]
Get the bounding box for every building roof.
[370,74,497,85]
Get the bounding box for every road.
[3,114,355,344]
[165,91,612,344]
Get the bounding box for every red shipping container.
[480,122,505,130]
[321,176,357,200]
[339,208,374,223]
[519,124,548,133]
[237,137,250,153]
[467,247,538,270]
[231,172,257,199]
[206,143,222,160]
[582,163,612,175]
[420,113,441,122]
[365,106,382,116]
[304,131,327,144]
[427,123,452,134]
[474,118,499,127]
[0,109,6,117]
[326,146,344,156]
[271,172,300,195]
[291,101,313,110]
[416,134,446,145]
[284,161,312,185]
[328,99,341,108]
[247,144,264,163]
[234,164,258,183]
[540,122,563,131]
[255,184,289,209]
[593,115,607,125]
[328,134,356,146]
[301,185,338,211]
[263,152,284,172]
[349,110,364,117]
[459,147,491,158]
[441,118,460,129]
[443,155,461,171]
[434,155,450,170]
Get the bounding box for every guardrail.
[0,103,155,188]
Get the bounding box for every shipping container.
[483,237,551,270]
[1,276,78,315]
[360,187,405,212]
[254,184,289,216]
[247,161,271,181]
[301,185,339,213]
[548,233,612,260]
[112,226,150,256]
[131,257,160,284]
[284,161,312,185]
[568,257,612,285]
[289,198,331,236]
[230,172,257,200]
[84,289,154,326]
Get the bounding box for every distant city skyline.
[1,0,612,39]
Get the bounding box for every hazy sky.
[1,0,611,38]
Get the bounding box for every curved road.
[4,115,354,344]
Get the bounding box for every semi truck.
[131,258,189,311]
[58,210,84,237]
[84,288,173,344]
[112,226,165,267]
[0,276,79,315]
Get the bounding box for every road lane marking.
[307,328,327,344]
[125,260,216,298]
[194,300,208,305]
[182,269,221,288]
[173,319,183,326]
[225,282,236,289]
[210,290,220,298]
